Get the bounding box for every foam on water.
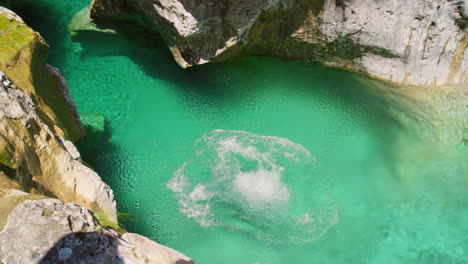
[168,130,338,243]
[234,169,290,206]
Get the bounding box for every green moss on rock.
[0,12,85,142]
[0,14,36,63]
[0,135,17,170]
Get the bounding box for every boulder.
[0,199,193,264]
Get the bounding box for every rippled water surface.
[8,1,468,263]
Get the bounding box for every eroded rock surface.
[0,69,117,223]
[0,7,85,141]
[0,199,193,264]
[91,0,468,87]
[0,7,116,221]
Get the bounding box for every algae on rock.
[0,8,85,142]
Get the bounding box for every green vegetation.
[117,212,139,229]
[245,1,399,65]
[0,13,36,63]
[93,210,122,231]
[0,135,17,171]
[0,150,16,171]
[93,210,137,233]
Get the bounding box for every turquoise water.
[7,1,468,263]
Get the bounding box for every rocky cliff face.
[0,8,116,221]
[91,0,468,87]
[0,7,193,263]
[0,7,85,142]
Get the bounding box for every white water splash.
[167,130,338,242]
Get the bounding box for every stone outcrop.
[0,65,116,223]
[0,171,47,231]
[0,199,193,264]
[0,7,194,263]
[0,7,117,221]
[90,0,468,87]
[0,7,85,141]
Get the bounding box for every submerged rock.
[80,112,109,142]
[69,6,116,36]
[78,112,111,154]
[91,0,467,87]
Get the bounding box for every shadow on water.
[72,24,236,99]
[72,23,397,123]
[75,116,115,174]
[74,18,413,125]
[5,0,398,111]
[3,0,219,93]
[4,0,90,66]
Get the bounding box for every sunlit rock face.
[0,7,85,141]
[0,8,116,220]
[0,199,193,264]
[91,0,468,87]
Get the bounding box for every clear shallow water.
[8,1,468,263]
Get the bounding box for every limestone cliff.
[91,0,468,87]
[0,8,116,221]
[0,7,193,263]
[0,7,85,141]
